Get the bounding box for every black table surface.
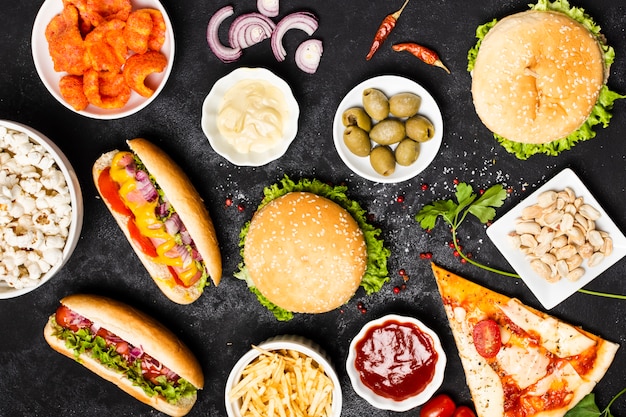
[1,0,625,416]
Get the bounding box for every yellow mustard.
[109,152,200,285]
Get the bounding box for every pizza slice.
[431,263,619,417]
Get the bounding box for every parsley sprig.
[416,182,516,276]
[565,388,626,417]
[415,182,626,300]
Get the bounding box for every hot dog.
[93,138,222,304]
[43,294,204,417]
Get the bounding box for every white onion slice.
[295,39,323,74]
[257,0,279,17]
[228,12,276,49]
[270,12,319,62]
[206,5,242,63]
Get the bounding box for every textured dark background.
[1,0,625,416]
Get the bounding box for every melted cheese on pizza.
[499,299,595,358]
[496,344,550,389]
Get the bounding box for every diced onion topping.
[295,38,323,74]
[206,5,242,63]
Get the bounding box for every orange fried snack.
[59,75,89,111]
[84,19,127,72]
[66,0,132,28]
[144,8,166,52]
[83,68,131,109]
[123,10,153,54]
[122,51,167,98]
[45,4,89,75]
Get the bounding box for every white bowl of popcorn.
[0,120,83,299]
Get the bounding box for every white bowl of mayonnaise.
[201,67,300,166]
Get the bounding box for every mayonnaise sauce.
[217,79,288,153]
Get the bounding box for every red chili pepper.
[365,0,410,60]
[392,42,450,73]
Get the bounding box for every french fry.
[229,346,334,417]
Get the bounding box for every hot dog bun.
[471,10,605,144]
[43,294,204,417]
[92,138,222,304]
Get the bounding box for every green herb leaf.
[565,394,602,417]
[415,199,456,230]
[468,184,507,223]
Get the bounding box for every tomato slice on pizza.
[431,263,619,417]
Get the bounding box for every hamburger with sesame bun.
[235,176,390,321]
[468,0,624,159]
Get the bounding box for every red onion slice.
[228,12,276,49]
[207,5,242,63]
[270,12,319,62]
[295,38,323,74]
[257,0,279,17]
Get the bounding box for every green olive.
[405,115,435,143]
[362,88,389,120]
[369,118,405,145]
[395,138,421,166]
[370,146,396,176]
[389,92,422,118]
[341,107,372,132]
[343,126,372,157]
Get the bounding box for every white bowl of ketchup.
[346,314,446,411]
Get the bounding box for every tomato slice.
[420,394,456,417]
[452,406,477,417]
[472,319,502,358]
[55,305,92,331]
[98,167,132,216]
[127,217,158,257]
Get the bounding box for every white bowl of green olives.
[333,75,443,183]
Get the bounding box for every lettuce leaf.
[467,0,625,160]
[53,319,197,404]
[234,176,391,321]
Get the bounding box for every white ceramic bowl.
[31,0,175,119]
[333,75,443,183]
[0,120,83,299]
[225,335,342,417]
[346,314,446,411]
[201,67,300,166]
[487,168,626,310]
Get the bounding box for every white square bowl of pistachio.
[487,168,626,309]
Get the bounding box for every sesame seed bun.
[243,192,368,314]
[471,10,605,144]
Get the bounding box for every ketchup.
[354,320,438,401]
[97,167,132,216]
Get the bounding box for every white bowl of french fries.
[225,335,342,417]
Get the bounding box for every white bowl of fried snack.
[225,335,342,417]
[0,120,83,299]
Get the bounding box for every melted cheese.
[499,299,595,357]
[109,152,200,284]
[528,360,583,396]
[496,344,550,389]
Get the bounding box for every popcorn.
[0,127,72,289]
